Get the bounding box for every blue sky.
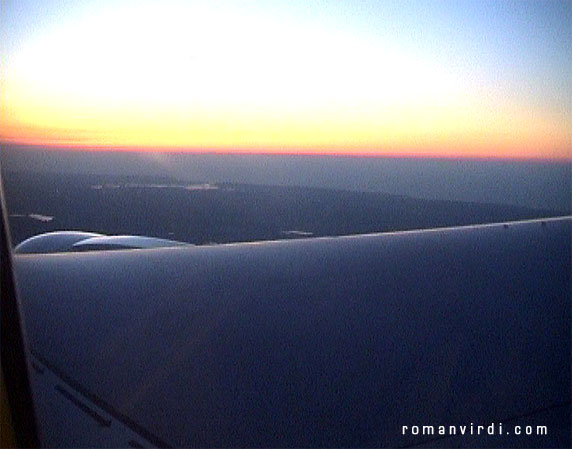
[1,0,571,158]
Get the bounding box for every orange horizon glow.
[2,91,570,160]
[1,140,570,162]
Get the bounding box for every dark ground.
[2,169,560,246]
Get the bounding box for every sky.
[1,0,571,159]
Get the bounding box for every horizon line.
[1,141,571,163]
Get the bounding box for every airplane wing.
[12,217,572,448]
